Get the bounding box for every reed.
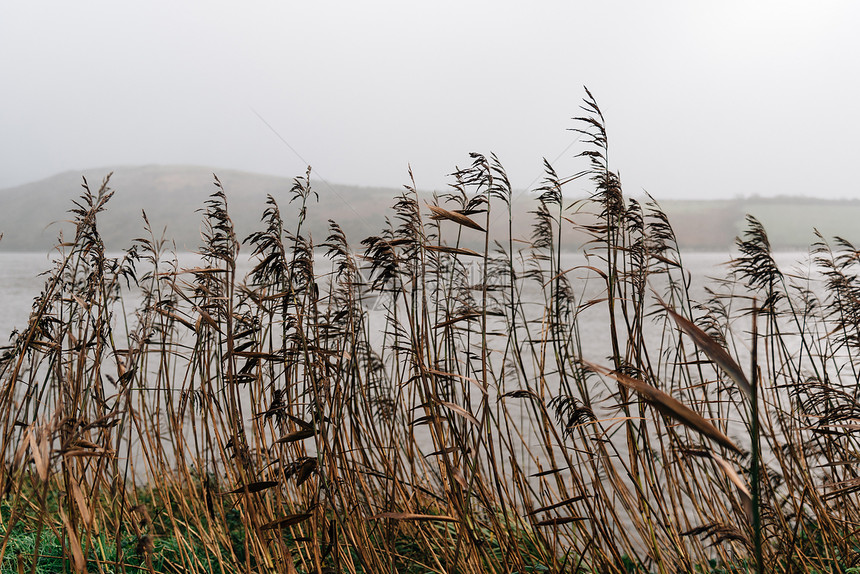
[2,91,860,573]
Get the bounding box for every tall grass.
[2,91,860,573]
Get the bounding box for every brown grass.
[1,91,860,574]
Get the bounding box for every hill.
[658,197,860,251]
[0,165,396,253]
[2,165,860,253]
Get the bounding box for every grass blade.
[585,361,741,455]
[660,302,752,399]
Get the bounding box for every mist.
[2,1,858,199]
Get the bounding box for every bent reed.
[2,91,859,574]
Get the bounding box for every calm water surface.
[0,249,814,541]
[0,250,810,346]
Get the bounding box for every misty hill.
[656,197,860,251]
[0,165,397,253]
[2,165,860,253]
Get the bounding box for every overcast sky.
[2,1,858,199]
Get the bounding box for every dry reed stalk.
[3,91,860,574]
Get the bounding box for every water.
[0,252,56,341]
[0,250,809,349]
[0,249,816,553]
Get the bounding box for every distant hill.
[658,197,860,251]
[0,165,397,253]
[2,165,860,253]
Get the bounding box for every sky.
[2,1,859,199]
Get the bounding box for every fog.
[2,1,858,199]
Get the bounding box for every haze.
[2,1,858,199]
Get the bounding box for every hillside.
[658,197,860,251]
[0,165,396,253]
[2,165,860,253]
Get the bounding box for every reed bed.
[2,91,860,573]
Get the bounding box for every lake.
[0,249,810,353]
[0,247,822,558]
